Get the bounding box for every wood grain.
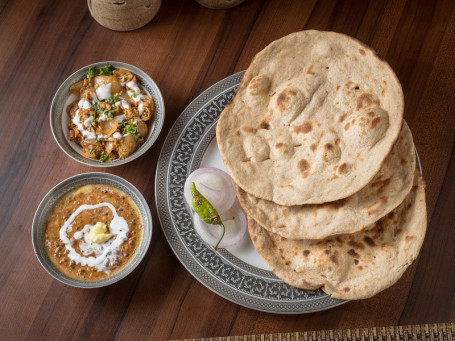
[0,0,454,339]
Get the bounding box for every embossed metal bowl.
[50,61,165,167]
[32,172,152,288]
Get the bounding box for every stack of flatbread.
[216,30,427,300]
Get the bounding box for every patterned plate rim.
[155,72,349,314]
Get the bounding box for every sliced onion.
[193,202,247,249]
[184,167,236,215]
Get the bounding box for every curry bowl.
[32,172,152,288]
[50,61,165,167]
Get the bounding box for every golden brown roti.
[217,30,404,205]
[248,172,427,300]
[235,123,415,240]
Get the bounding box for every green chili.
[190,182,225,250]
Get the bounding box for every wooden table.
[1,0,454,339]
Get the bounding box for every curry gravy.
[43,184,142,281]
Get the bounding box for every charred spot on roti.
[292,121,313,134]
[344,122,351,131]
[275,142,284,149]
[241,125,257,134]
[337,162,350,175]
[356,93,379,111]
[318,141,341,163]
[330,254,338,264]
[235,130,240,136]
[260,121,270,130]
[338,113,347,122]
[297,159,310,173]
[405,235,415,242]
[303,250,310,256]
[347,249,359,257]
[359,48,366,55]
[348,240,365,250]
[364,236,376,247]
[371,177,391,188]
[324,249,331,255]
[344,107,389,148]
[329,174,339,181]
[371,117,382,129]
[354,259,359,265]
[321,198,347,211]
[277,88,296,111]
[306,65,315,75]
[310,143,318,152]
[247,74,270,96]
[343,287,350,292]
[279,184,294,189]
[272,87,308,124]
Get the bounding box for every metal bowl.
[50,61,165,167]
[32,172,152,288]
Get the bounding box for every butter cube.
[87,222,113,244]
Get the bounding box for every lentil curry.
[43,184,142,281]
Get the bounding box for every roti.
[248,172,427,300]
[217,30,404,205]
[235,122,415,240]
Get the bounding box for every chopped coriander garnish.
[91,102,99,110]
[87,64,115,80]
[106,94,118,104]
[89,148,101,157]
[122,122,138,139]
[96,136,102,142]
[98,64,115,76]
[87,66,97,80]
[90,109,96,122]
[105,110,115,119]
[100,154,109,162]
[131,93,138,98]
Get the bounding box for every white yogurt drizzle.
[112,132,122,139]
[114,114,127,123]
[95,83,111,101]
[126,81,145,118]
[59,203,129,272]
[121,99,130,109]
[126,81,141,93]
[73,109,96,139]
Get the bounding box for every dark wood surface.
[1,0,454,339]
